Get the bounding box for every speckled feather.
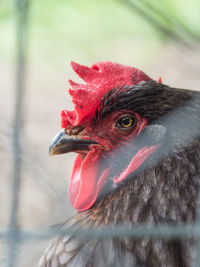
[39,81,200,267]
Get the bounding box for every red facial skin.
[70,111,147,151]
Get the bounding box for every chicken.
[39,61,200,267]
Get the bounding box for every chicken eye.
[116,116,135,129]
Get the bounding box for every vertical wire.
[7,0,29,266]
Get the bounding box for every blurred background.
[0,0,200,266]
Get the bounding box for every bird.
[39,61,200,267]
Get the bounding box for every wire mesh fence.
[1,0,200,266]
[7,0,29,266]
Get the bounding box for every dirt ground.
[0,43,200,266]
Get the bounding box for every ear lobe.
[113,145,160,184]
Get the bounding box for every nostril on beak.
[68,126,84,136]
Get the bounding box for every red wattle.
[69,149,110,211]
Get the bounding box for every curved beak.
[49,129,98,156]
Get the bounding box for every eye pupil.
[117,116,134,128]
[116,116,135,129]
[122,118,131,126]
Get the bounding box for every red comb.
[61,61,152,128]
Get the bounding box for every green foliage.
[0,1,12,21]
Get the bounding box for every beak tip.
[49,146,55,157]
[49,129,99,156]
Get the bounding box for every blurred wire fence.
[1,0,200,266]
[7,0,29,266]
